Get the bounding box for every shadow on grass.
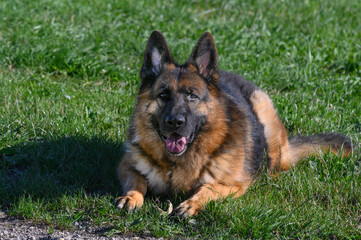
[0,135,124,208]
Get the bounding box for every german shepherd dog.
[116,31,353,217]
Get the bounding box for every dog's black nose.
[165,114,185,128]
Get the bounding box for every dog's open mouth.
[162,133,187,155]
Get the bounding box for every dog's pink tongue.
[165,135,187,154]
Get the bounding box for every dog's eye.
[188,94,199,101]
[159,92,170,100]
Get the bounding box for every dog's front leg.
[116,161,147,212]
[174,181,251,218]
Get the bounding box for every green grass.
[1,0,360,238]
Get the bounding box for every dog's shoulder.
[218,70,269,173]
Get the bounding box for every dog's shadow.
[0,135,124,207]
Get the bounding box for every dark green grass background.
[0,0,360,238]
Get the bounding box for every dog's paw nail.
[174,200,200,218]
[115,195,143,213]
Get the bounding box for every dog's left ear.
[188,32,218,80]
[140,31,174,81]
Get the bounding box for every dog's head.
[136,31,220,157]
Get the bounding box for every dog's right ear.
[140,31,174,82]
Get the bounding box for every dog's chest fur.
[132,152,208,195]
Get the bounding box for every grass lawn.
[1,0,360,238]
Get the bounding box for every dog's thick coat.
[116,31,352,217]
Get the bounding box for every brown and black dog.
[116,31,352,217]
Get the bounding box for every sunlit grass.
[0,0,360,238]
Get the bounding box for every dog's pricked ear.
[140,31,174,81]
[188,32,218,80]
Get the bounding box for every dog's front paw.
[116,194,144,212]
[174,200,201,218]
